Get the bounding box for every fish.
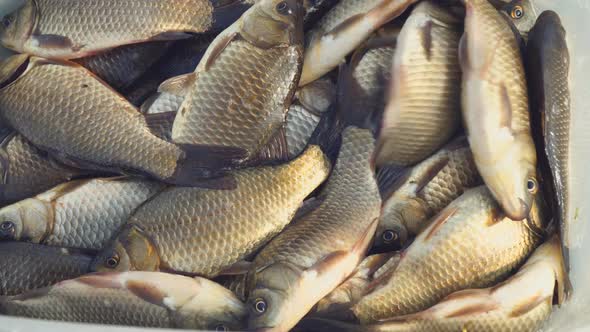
[0,55,247,187]
[0,177,165,250]
[0,131,91,206]
[74,42,172,91]
[460,0,538,221]
[164,0,304,163]
[526,11,572,272]
[124,35,214,107]
[92,145,331,277]
[216,273,249,302]
[374,138,482,251]
[300,234,566,332]
[314,253,399,315]
[246,127,382,332]
[0,271,247,330]
[490,0,538,39]
[350,25,398,125]
[375,1,463,167]
[352,186,546,323]
[0,0,250,59]
[300,0,417,86]
[303,0,340,29]
[0,242,92,296]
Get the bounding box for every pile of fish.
[0,0,572,331]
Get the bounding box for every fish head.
[246,261,303,332]
[0,53,31,89]
[92,225,159,273]
[490,0,538,38]
[240,0,304,48]
[373,198,423,251]
[0,0,35,52]
[176,279,247,331]
[0,198,50,242]
[296,77,336,113]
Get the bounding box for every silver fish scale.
[307,0,384,43]
[254,127,381,269]
[471,1,530,132]
[0,61,182,179]
[145,93,184,115]
[129,146,330,277]
[2,287,170,327]
[45,179,164,250]
[0,134,84,204]
[172,41,300,157]
[419,147,481,212]
[364,301,551,332]
[75,42,169,90]
[285,105,321,157]
[34,0,213,53]
[0,242,90,296]
[353,187,540,322]
[353,46,394,114]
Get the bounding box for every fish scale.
[353,186,542,323]
[286,105,321,157]
[22,0,213,58]
[97,145,330,277]
[353,45,395,116]
[0,58,184,180]
[0,242,91,296]
[376,1,462,167]
[172,41,301,158]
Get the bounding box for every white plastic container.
[0,0,587,331]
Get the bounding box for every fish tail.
[307,106,343,163]
[209,0,252,31]
[166,144,248,189]
[336,63,374,130]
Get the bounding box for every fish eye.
[527,177,538,194]
[382,230,398,243]
[276,1,291,16]
[105,254,120,268]
[1,15,13,28]
[511,5,524,19]
[0,221,15,239]
[254,298,267,314]
[214,324,228,332]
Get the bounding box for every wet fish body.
[0,131,89,206]
[0,271,246,330]
[246,127,382,331]
[352,186,544,322]
[168,0,304,161]
[0,0,248,59]
[526,11,571,268]
[376,1,462,167]
[302,235,566,332]
[0,55,243,186]
[490,0,538,39]
[0,177,165,250]
[93,145,331,277]
[460,0,538,221]
[75,42,171,91]
[0,242,92,296]
[374,138,482,250]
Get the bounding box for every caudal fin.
[166,144,248,189]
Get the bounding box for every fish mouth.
[502,197,531,221]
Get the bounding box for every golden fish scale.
[468,0,530,132]
[353,46,394,114]
[308,0,383,42]
[254,128,381,268]
[353,187,539,322]
[0,243,90,296]
[380,17,461,166]
[172,42,301,156]
[418,147,480,212]
[75,42,170,90]
[44,178,164,250]
[0,62,182,179]
[285,105,321,158]
[371,301,551,332]
[34,0,212,51]
[0,134,84,204]
[130,146,330,277]
[2,286,170,327]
